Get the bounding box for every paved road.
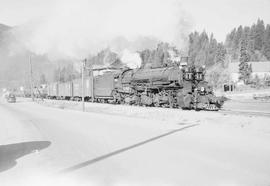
[0,98,270,186]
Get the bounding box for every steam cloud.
[10,0,192,62]
[120,49,141,68]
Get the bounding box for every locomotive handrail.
[92,67,130,71]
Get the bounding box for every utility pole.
[29,55,34,101]
[90,62,94,103]
[81,59,86,112]
[81,58,95,111]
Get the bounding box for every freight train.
[45,64,224,111]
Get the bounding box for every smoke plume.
[10,0,192,61]
[120,49,141,68]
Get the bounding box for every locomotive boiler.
[112,65,223,110]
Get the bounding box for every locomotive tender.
[47,65,224,111]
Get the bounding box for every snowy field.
[0,97,270,186]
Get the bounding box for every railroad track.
[220,109,270,117]
[34,97,270,117]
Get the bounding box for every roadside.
[1,98,270,186]
[33,97,270,137]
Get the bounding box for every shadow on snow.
[0,141,51,173]
[60,124,198,174]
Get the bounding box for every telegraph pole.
[29,55,34,101]
[81,59,86,112]
[90,63,94,103]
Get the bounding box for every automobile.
[6,93,16,103]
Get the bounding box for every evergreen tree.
[248,63,252,76]
[207,33,218,66]
[53,68,60,82]
[39,73,47,84]
[66,64,79,81]
[224,19,269,61]
[140,49,152,68]
[59,67,66,82]
[188,31,226,67]
[188,31,200,65]
[232,26,243,59]
[239,39,251,84]
[247,39,255,60]
[215,43,226,67]
[254,19,265,51]
[154,42,170,67]
[253,74,260,87]
[225,28,236,54]
[262,24,270,60]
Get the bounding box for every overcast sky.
[0,0,269,42]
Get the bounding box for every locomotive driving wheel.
[112,90,121,104]
[154,102,160,107]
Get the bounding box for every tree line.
[52,64,80,83]
[226,19,270,62]
[189,19,270,66]
[51,19,270,84]
[189,19,270,86]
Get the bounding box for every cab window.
[196,73,203,80]
[185,73,192,80]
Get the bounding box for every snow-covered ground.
[1,97,270,186]
[216,88,270,100]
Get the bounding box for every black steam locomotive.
[46,63,224,111]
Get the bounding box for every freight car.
[47,82,58,99]
[46,65,224,111]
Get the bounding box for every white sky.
[0,0,269,42]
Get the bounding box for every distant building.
[228,61,270,82]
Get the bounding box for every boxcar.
[72,79,82,99]
[47,83,58,98]
[58,82,73,99]
[84,77,94,100]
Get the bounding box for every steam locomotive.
[46,64,224,111]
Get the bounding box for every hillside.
[0,23,11,45]
[0,23,10,33]
[0,23,56,89]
